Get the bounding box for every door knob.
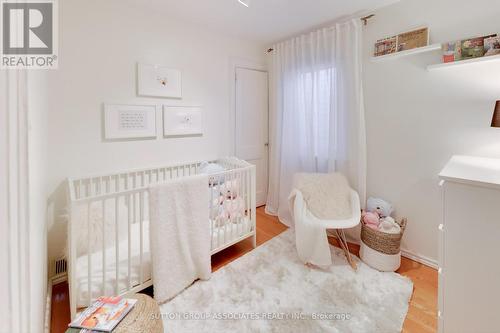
[264,143,269,147]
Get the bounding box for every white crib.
[66,157,256,318]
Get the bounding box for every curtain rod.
[360,14,375,26]
[266,14,375,53]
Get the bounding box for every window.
[296,67,335,171]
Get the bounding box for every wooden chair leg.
[335,229,357,271]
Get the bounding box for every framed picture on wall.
[104,104,157,140]
[137,63,182,98]
[163,105,203,137]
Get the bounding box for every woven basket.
[115,294,163,333]
[360,218,407,255]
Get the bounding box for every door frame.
[228,57,268,156]
[229,58,269,206]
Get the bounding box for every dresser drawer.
[440,181,500,333]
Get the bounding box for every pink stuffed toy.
[222,197,245,221]
[362,211,380,230]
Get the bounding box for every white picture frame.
[137,63,182,98]
[104,104,157,140]
[163,105,203,137]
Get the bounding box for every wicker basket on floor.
[361,218,407,255]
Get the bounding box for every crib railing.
[66,158,256,318]
[69,162,204,201]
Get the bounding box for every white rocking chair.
[290,188,361,270]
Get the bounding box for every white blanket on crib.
[149,174,211,304]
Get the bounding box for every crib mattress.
[211,217,252,249]
[75,221,151,308]
[75,217,252,307]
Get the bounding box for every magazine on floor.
[68,296,137,332]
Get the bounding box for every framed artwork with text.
[104,104,157,140]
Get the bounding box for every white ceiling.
[139,0,398,44]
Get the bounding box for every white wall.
[46,0,266,263]
[363,0,500,264]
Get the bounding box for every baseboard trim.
[345,235,438,270]
[400,248,438,269]
[252,207,439,270]
[52,273,68,285]
[44,280,53,333]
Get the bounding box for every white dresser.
[439,155,500,333]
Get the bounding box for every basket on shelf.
[360,217,408,272]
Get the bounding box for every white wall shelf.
[371,43,442,62]
[427,54,500,71]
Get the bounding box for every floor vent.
[51,257,68,283]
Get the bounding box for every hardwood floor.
[50,280,71,333]
[211,207,288,271]
[327,235,438,333]
[50,206,436,333]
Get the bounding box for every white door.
[235,67,269,207]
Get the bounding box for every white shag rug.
[160,230,413,333]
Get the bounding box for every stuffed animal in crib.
[222,197,245,221]
[209,179,244,223]
[200,161,226,186]
[212,208,227,228]
[220,179,240,199]
[210,198,245,226]
[210,202,223,220]
[366,197,393,218]
[209,186,223,203]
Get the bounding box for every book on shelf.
[441,34,499,64]
[374,36,397,57]
[396,27,429,52]
[373,27,430,57]
[461,37,485,59]
[460,35,496,59]
[484,35,500,56]
[442,41,462,63]
[68,296,137,332]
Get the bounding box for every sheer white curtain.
[266,19,366,226]
[1,70,48,333]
